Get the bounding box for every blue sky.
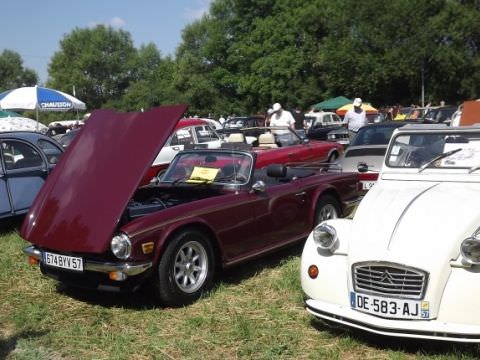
[2,0,212,83]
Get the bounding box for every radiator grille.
[352,262,428,300]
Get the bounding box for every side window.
[195,126,219,143]
[37,139,63,164]
[1,140,43,170]
[170,128,194,146]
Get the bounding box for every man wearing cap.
[269,103,296,145]
[343,98,367,140]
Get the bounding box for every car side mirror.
[357,162,369,173]
[251,180,266,193]
[303,138,310,144]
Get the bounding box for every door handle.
[172,146,180,151]
[295,191,306,196]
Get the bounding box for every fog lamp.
[308,265,319,279]
[313,223,338,251]
[109,271,127,281]
[461,236,480,265]
[111,233,132,260]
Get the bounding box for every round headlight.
[461,236,480,265]
[111,233,132,260]
[313,223,337,251]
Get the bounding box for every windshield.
[224,118,246,129]
[351,125,401,146]
[387,131,480,169]
[162,151,253,185]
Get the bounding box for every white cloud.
[87,17,126,29]
[184,0,212,20]
[109,17,126,29]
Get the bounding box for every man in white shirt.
[343,97,367,140]
[269,103,296,145]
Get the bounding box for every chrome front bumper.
[24,245,152,276]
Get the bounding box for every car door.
[0,148,11,218]
[0,139,48,216]
[251,180,312,248]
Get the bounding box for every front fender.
[301,218,353,303]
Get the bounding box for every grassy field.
[1,223,480,360]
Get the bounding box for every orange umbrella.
[336,103,378,116]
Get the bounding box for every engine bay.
[124,186,223,221]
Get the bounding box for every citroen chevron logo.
[379,270,395,284]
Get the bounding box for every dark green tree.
[47,25,137,110]
[0,50,38,92]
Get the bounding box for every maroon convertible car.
[21,105,360,306]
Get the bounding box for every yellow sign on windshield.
[186,166,220,184]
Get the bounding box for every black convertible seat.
[265,164,315,182]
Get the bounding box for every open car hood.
[21,105,187,253]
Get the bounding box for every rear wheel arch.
[313,191,342,226]
[327,149,339,163]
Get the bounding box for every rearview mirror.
[251,180,266,193]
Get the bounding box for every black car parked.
[0,132,63,219]
[217,116,266,145]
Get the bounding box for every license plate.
[350,292,429,319]
[43,251,84,271]
[361,181,376,190]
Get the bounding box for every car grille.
[352,262,428,300]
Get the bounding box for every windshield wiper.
[469,164,480,173]
[418,148,462,173]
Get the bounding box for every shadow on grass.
[55,282,159,310]
[311,318,480,357]
[54,241,304,310]
[217,242,303,286]
[0,330,47,359]
[0,216,24,236]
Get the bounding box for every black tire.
[314,194,341,225]
[327,151,338,163]
[154,229,215,307]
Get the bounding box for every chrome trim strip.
[23,245,152,276]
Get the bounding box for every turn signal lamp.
[109,271,127,281]
[142,242,154,254]
[28,256,39,266]
[308,265,319,279]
